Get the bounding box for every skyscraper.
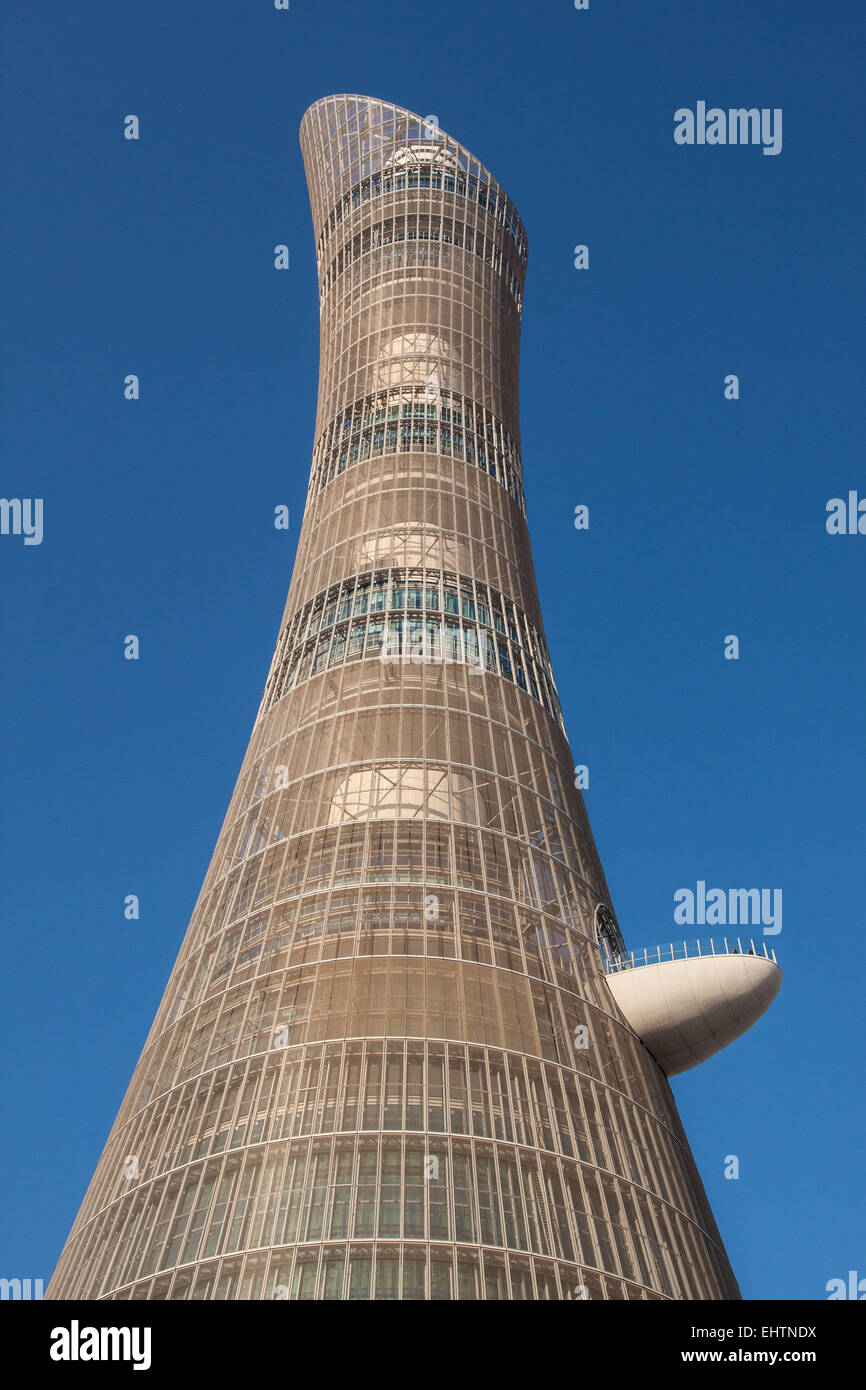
[47,96,780,1302]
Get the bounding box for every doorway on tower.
[594,903,627,972]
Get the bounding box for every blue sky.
[1,1,863,1300]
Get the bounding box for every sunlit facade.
[47,96,743,1301]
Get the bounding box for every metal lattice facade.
[47,96,740,1302]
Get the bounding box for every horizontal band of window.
[261,567,562,726]
[319,215,523,312]
[310,388,525,511]
[317,167,527,266]
[275,566,544,663]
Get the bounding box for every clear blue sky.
[1,1,863,1300]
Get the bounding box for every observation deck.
[603,938,782,1076]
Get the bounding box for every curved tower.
[48,96,757,1301]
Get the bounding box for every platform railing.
[602,937,779,975]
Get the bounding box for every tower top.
[299,94,528,261]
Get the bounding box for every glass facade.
[46,96,739,1301]
[311,389,525,507]
[259,566,562,722]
